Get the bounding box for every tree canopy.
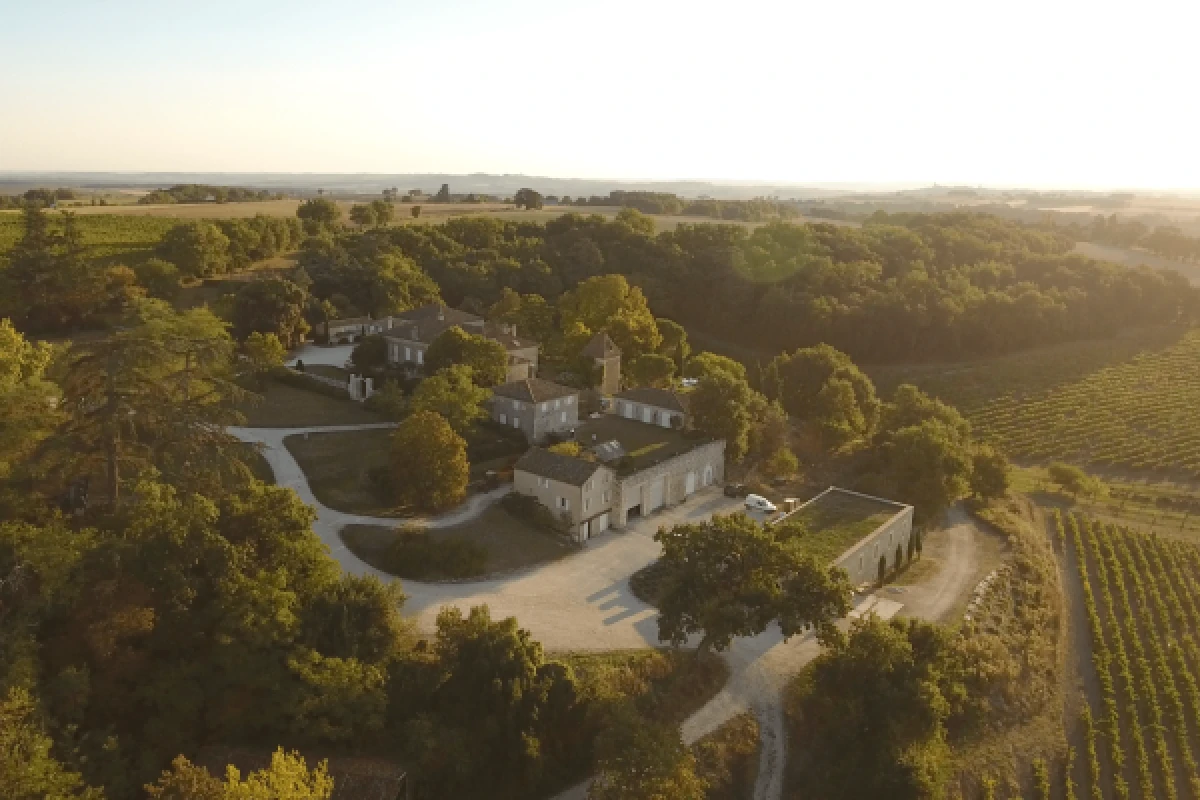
[424,325,508,386]
[409,365,491,434]
[389,410,469,511]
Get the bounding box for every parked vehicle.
[724,482,748,498]
[744,494,777,513]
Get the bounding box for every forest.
[138,185,281,204]
[292,209,1197,363]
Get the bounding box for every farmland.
[0,211,177,267]
[970,330,1200,477]
[1058,510,1200,800]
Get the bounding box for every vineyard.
[1056,509,1200,800]
[972,330,1200,477]
[0,212,177,267]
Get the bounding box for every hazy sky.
[1,0,1196,189]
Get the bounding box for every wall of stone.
[833,500,915,587]
[611,440,726,528]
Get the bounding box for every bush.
[466,421,529,462]
[501,492,571,535]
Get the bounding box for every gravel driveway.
[232,423,987,800]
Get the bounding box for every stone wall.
[829,493,915,587]
[611,440,726,528]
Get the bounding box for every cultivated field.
[1075,241,1200,286]
[971,330,1200,477]
[1057,510,1200,800]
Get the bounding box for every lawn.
[340,503,573,579]
[240,378,385,428]
[575,414,706,473]
[286,423,526,516]
[774,488,905,564]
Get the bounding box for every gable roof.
[382,304,484,344]
[615,387,689,413]
[581,332,620,359]
[327,316,373,328]
[483,321,540,352]
[493,378,578,403]
[514,448,608,487]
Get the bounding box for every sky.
[1,0,1197,189]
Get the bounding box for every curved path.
[232,424,985,800]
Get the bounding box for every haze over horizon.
[2,0,1197,190]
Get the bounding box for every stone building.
[490,378,580,443]
[613,387,688,429]
[512,448,616,540]
[376,304,539,383]
[581,332,621,395]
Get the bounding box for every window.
[584,479,591,491]
[554,399,560,409]
[512,417,520,429]
[499,413,507,425]
[584,498,590,512]
[540,402,548,412]
[602,490,611,504]
[540,477,550,489]
[416,350,424,364]
[560,411,567,423]
[567,396,574,405]
[513,400,522,411]
[556,496,569,510]
[404,346,411,362]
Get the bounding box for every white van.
[744,494,777,513]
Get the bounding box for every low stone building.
[513,413,726,542]
[613,387,689,429]
[491,378,580,443]
[513,448,616,540]
[323,316,377,344]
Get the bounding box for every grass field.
[341,503,572,578]
[774,488,904,564]
[240,379,385,428]
[286,429,395,515]
[1,200,822,233]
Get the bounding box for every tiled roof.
[514,448,607,487]
[581,331,620,359]
[483,321,539,352]
[615,387,689,413]
[381,305,483,344]
[493,378,578,403]
[328,316,372,328]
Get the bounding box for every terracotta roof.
[493,378,578,403]
[581,332,620,359]
[515,448,608,487]
[615,387,689,413]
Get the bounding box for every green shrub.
[501,492,570,534]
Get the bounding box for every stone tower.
[581,332,621,395]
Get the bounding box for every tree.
[243,332,285,387]
[296,198,342,231]
[625,353,676,388]
[747,394,790,463]
[883,420,974,521]
[688,372,753,461]
[3,208,112,332]
[146,750,334,800]
[654,513,851,655]
[793,616,952,800]
[51,301,250,501]
[349,203,377,227]
[409,365,490,434]
[0,319,60,480]
[232,279,310,348]
[411,205,422,219]
[514,188,544,210]
[435,184,451,202]
[685,351,747,383]
[370,199,394,226]
[159,221,231,278]
[424,325,508,386]
[589,711,707,800]
[1047,462,1098,498]
[390,410,469,511]
[656,318,690,370]
[763,446,799,481]
[350,334,388,372]
[767,345,879,444]
[135,257,182,301]
[559,275,661,359]
[969,446,1010,500]
[0,688,103,800]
